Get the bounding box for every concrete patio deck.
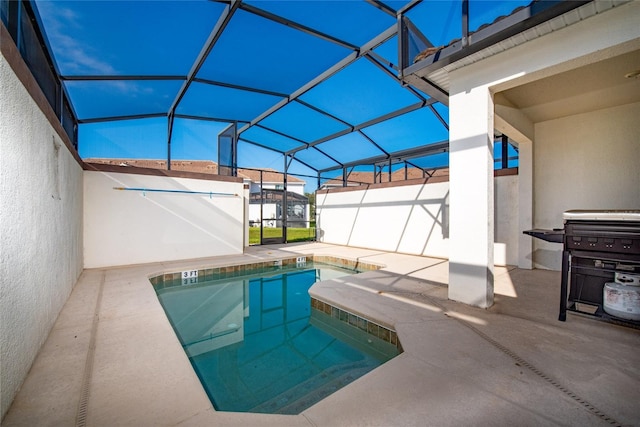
[3,243,639,426]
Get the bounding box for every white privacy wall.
[1,51,84,418]
[318,181,450,257]
[316,175,518,266]
[84,171,246,268]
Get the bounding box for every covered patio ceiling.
[25,0,538,178]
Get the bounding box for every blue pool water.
[154,262,399,414]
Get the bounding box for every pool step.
[249,360,375,415]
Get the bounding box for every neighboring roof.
[322,167,449,187]
[85,159,304,184]
[249,189,308,203]
[237,168,304,185]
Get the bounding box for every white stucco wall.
[1,53,84,418]
[316,175,518,265]
[83,171,245,268]
[532,102,640,270]
[495,174,519,267]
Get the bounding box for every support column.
[517,139,533,269]
[448,83,494,308]
[495,97,535,269]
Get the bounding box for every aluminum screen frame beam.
[238,137,285,155]
[295,99,353,129]
[218,122,238,176]
[253,123,310,149]
[78,113,167,124]
[318,139,449,174]
[60,75,186,81]
[364,52,428,102]
[396,0,422,16]
[239,2,358,51]
[367,50,398,71]
[238,137,320,173]
[358,129,389,157]
[243,124,345,170]
[285,99,433,156]
[168,1,241,117]
[26,0,81,135]
[365,0,397,18]
[167,0,241,169]
[311,145,343,169]
[79,113,244,126]
[427,104,449,130]
[238,24,397,135]
[192,77,289,98]
[287,153,319,173]
[174,114,248,125]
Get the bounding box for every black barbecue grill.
[525,210,640,326]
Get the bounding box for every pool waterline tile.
[149,254,382,288]
[309,297,402,353]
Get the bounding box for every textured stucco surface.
[83,171,245,268]
[1,54,84,419]
[316,175,518,266]
[317,181,451,258]
[533,101,640,270]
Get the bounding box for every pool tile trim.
[311,297,402,352]
[148,254,383,288]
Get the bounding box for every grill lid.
[563,210,640,222]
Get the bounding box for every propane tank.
[603,273,640,321]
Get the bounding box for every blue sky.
[35,0,524,191]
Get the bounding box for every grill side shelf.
[523,229,564,243]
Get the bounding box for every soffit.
[425,1,630,93]
[497,49,640,123]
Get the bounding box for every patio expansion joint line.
[301,412,318,427]
[75,270,106,427]
[436,302,624,426]
[366,286,623,425]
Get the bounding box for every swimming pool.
[152,261,400,414]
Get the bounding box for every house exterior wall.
[83,171,245,268]
[495,174,519,267]
[249,203,278,227]
[445,0,639,305]
[247,181,309,228]
[289,182,305,195]
[532,102,640,270]
[316,174,518,266]
[1,47,84,418]
[249,181,305,195]
[248,203,310,228]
